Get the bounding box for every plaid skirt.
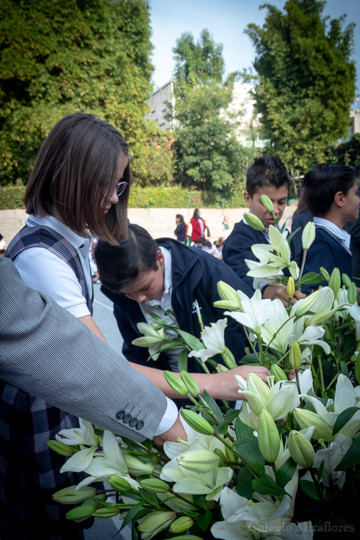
[0,381,93,540]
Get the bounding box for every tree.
[171,30,253,192]
[245,0,356,173]
[0,0,154,185]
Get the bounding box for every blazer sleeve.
[0,258,169,441]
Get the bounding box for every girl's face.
[119,252,165,303]
[103,153,129,214]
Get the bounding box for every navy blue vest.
[5,225,93,314]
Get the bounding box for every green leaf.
[237,353,261,365]
[201,390,224,422]
[335,437,360,471]
[252,474,286,496]
[177,329,204,351]
[217,409,241,434]
[197,510,213,531]
[233,419,265,475]
[235,467,253,499]
[178,348,189,372]
[120,502,145,531]
[138,489,160,509]
[193,494,207,510]
[299,480,321,500]
[276,457,297,488]
[298,272,324,285]
[332,407,360,435]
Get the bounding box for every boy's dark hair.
[304,164,356,217]
[95,224,159,292]
[246,155,290,197]
[25,113,130,243]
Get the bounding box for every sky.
[149,0,360,102]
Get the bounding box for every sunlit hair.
[24,113,130,243]
[192,208,200,220]
[246,155,290,197]
[95,223,159,292]
[304,163,356,217]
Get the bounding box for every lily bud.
[244,212,265,231]
[164,371,188,396]
[301,221,316,250]
[66,504,97,522]
[47,440,77,457]
[139,478,170,493]
[92,507,120,518]
[169,516,194,534]
[293,408,333,442]
[247,373,272,403]
[260,194,274,213]
[52,486,97,505]
[138,511,176,537]
[217,281,241,305]
[107,475,131,492]
[257,409,280,463]
[320,267,330,282]
[328,268,341,298]
[289,341,302,370]
[348,281,357,304]
[287,277,295,299]
[342,273,352,288]
[288,430,315,469]
[177,449,221,473]
[180,371,201,397]
[271,364,287,382]
[222,347,237,369]
[181,410,214,435]
[123,454,154,476]
[213,299,242,310]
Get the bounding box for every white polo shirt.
[13,215,92,318]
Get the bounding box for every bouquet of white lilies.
[50,198,360,539]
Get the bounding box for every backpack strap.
[5,225,93,314]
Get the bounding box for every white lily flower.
[211,474,313,540]
[296,325,331,355]
[74,430,138,491]
[225,289,272,335]
[189,319,227,362]
[163,415,219,460]
[236,373,300,420]
[132,322,169,360]
[56,418,98,447]
[261,299,293,354]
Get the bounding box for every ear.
[156,250,165,268]
[243,191,252,208]
[334,191,344,208]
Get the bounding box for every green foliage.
[245,0,356,173]
[131,122,175,187]
[0,185,25,209]
[0,184,246,210]
[326,134,360,169]
[172,30,256,192]
[173,29,224,95]
[0,0,153,185]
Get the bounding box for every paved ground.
[0,205,297,246]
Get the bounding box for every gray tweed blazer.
[0,257,168,441]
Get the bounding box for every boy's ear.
[243,190,252,208]
[334,191,344,208]
[156,250,165,268]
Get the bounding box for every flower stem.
[297,249,308,284]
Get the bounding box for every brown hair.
[24,113,130,243]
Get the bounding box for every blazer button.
[116,410,125,420]
[136,420,144,430]
[123,413,132,423]
[129,417,138,427]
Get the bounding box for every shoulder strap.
[5,225,93,314]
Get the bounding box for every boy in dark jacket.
[95,224,253,374]
[222,155,304,305]
[301,164,359,294]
